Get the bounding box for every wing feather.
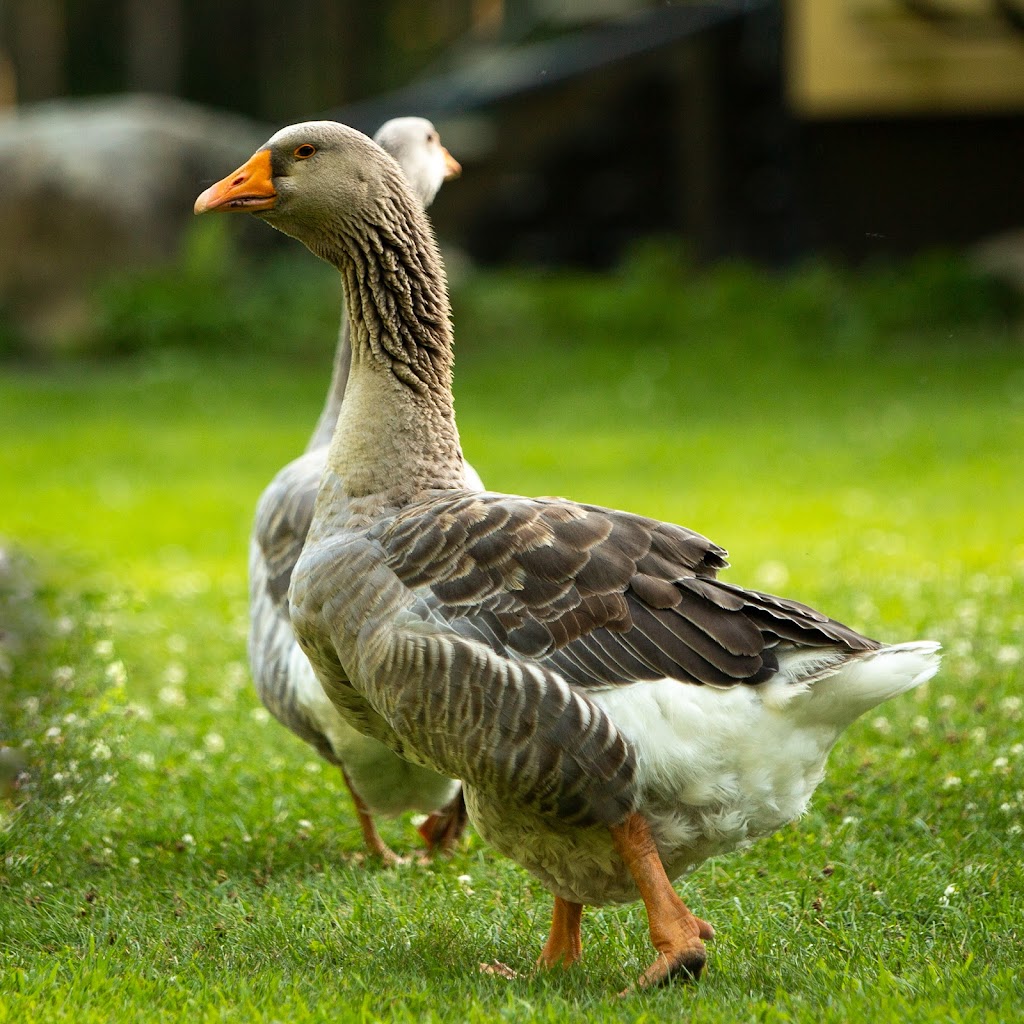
[371,491,880,692]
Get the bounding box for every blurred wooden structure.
[0,0,1022,265]
[789,0,1024,116]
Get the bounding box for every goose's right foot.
[610,812,709,992]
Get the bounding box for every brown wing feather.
[371,491,879,692]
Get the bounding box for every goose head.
[194,119,458,248]
[373,116,461,208]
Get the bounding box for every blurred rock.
[970,228,1024,294]
[0,94,270,351]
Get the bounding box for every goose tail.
[775,640,941,730]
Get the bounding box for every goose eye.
[294,144,317,159]
[426,132,436,144]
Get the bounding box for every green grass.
[1,254,1023,1022]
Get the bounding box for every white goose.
[196,122,941,990]
[245,117,477,863]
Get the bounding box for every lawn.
[1,252,1022,1022]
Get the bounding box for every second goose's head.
[373,116,461,208]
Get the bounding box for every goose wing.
[254,451,323,611]
[371,491,879,691]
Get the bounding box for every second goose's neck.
[320,197,466,501]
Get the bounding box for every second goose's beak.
[442,147,462,181]
[194,149,277,214]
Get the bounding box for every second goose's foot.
[536,897,584,970]
[610,812,709,991]
[341,769,407,866]
[416,787,468,856]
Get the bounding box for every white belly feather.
[468,642,939,905]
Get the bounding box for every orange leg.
[610,812,710,989]
[341,769,405,865]
[416,787,468,856]
[537,896,584,970]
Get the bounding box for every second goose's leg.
[416,787,468,856]
[610,812,709,989]
[536,897,584,970]
[341,769,404,865]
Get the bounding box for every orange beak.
[194,149,277,215]
[442,146,462,181]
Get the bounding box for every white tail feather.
[784,640,941,730]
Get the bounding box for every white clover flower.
[970,727,987,744]
[136,752,156,770]
[44,726,61,742]
[937,694,956,711]
[164,662,187,685]
[91,740,112,762]
[94,639,114,658]
[996,646,1021,666]
[158,686,187,708]
[942,775,962,789]
[249,707,270,724]
[297,819,313,831]
[911,716,930,734]
[992,757,1010,772]
[203,733,225,754]
[226,662,247,687]
[52,665,75,685]
[303,761,322,774]
[105,661,127,686]
[181,833,195,846]
[999,697,1022,720]
[756,561,790,590]
[871,716,892,735]
[22,697,40,714]
[55,616,75,636]
[958,659,979,680]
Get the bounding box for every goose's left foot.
[611,812,709,991]
[416,787,468,856]
[536,897,584,970]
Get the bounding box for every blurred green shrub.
[459,238,1019,362]
[6,223,1017,360]
[80,217,341,358]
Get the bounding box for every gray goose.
[195,122,941,990]
[240,117,477,863]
